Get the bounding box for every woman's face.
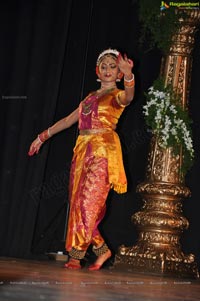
[97,55,119,82]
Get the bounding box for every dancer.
[28,48,135,270]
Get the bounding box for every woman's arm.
[117,54,135,106]
[28,107,79,156]
[120,74,135,105]
[49,107,79,136]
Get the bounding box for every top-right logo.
[160,1,200,11]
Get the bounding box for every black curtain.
[0,0,199,266]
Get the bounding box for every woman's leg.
[65,156,110,267]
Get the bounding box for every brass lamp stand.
[114,9,200,278]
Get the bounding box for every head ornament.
[96,48,120,66]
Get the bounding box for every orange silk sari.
[66,89,128,253]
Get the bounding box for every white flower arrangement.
[143,78,194,174]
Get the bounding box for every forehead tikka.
[96,48,120,66]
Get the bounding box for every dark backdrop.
[0,0,199,266]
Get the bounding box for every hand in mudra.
[28,137,43,156]
[117,53,134,76]
[28,129,50,156]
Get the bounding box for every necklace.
[96,86,117,98]
[82,87,116,116]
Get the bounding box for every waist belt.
[79,128,113,135]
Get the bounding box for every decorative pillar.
[114,9,200,278]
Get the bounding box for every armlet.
[115,91,129,108]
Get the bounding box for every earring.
[116,72,123,82]
[96,66,101,82]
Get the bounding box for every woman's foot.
[64,258,81,270]
[88,249,112,271]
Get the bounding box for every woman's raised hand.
[117,53,134,78]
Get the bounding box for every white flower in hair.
[96,48,120,65]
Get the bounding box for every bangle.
[38,128,50,143]
[124,73,134,82]
[48,128,52,137]
[124,79,135,89]
[124,73,135,88]
[124,73,135,89]
[124,84,135,89]
[37,135,43,143]
[124,80,135,86]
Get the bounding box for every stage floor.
[0,257,200,301]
